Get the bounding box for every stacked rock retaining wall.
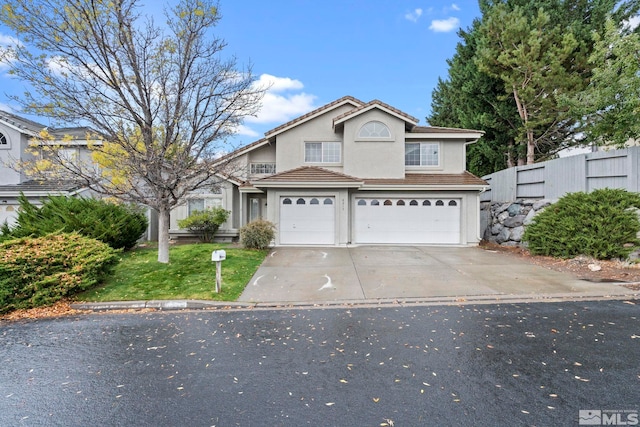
[481,199,555,246]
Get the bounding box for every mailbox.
[211,250,226,262]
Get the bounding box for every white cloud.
[0,34,20,46]
[234,124,260,137]
[405,8,423,23]
[0,102,14,112]
[429,17,460,33]
[624,15,640,30]
[245,74,317,125]
[450,4,461,12]
[0,33,20,69]
[254,73,304,92]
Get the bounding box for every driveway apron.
[238,246,635,303]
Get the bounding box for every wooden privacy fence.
[481,146,640,202]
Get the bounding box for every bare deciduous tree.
[0,0,264,262]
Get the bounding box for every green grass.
[77,243,268,302]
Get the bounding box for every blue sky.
[0,0,482,147]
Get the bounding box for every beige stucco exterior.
[170,97,488,246]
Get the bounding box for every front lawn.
[77,243,268,302]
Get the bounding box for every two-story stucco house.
[172,96,488,246]
[0,110,100,226]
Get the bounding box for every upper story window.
[305,142,341,163]
[0,132,8,149]
[405,142,439,167]
[358,121,391,138]
[250,162,276,175]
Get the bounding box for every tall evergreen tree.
[566,18,640,147]
[430,0,638,172]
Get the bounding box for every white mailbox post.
[211,250,226,293]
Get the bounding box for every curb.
[71,290,640,312]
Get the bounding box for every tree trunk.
[506,141,515,168]
[526,129,535,165]
[158,207,171,264]
[512,86,536,165]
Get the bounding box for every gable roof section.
[333,99,419,128]
[0,110,104,143]
[252,166,364,188]
[0,110,46,136]
[264,96,364,138]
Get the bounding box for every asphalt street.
[1,300,639,426]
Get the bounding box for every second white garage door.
[354,198,461,244]
[280,197,335,245]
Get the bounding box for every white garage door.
[354,198,460,244]
[280,197,335,245]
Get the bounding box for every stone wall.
[481,199,555,246]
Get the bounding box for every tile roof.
[333,99,419,126]
[253,166,363,184]
[364,172,488,187]
[0,180,85,194]
[265,96,364,137]
[49,127,102,139]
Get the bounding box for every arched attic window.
[0,132,9,148]
[358,121,391,138]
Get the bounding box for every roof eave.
[252,181,364,189]
[360,184,489,191]
[0,188,84,198]
[0,120,40,137]
[405,132,484,141]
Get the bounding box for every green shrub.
[523,188,640,259]
[0,194,147,250]
[177,207,229,242]
[0,233,120,313]
[240,219,275,249]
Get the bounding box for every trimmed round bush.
[240,219,275,249]
[177,207,229,242]
[0,233,120,313]
[1,194,147,250]
[523,188,640,259]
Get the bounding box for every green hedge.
[523,188,640,259]
[0,194,147,250]
[0,233,120,313]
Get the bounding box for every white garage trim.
[279,196,336,244]
[354,197,461,244]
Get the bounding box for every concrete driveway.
[238,246,637,304]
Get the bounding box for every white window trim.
[186,195,224,216]
[0,132,9,149]
[304,141,342,164]
[250,162,276,175]
[356,121,393,141]
[405,142,441,169]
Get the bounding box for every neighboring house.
[0,110,98,227]
[170,96,488,246]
